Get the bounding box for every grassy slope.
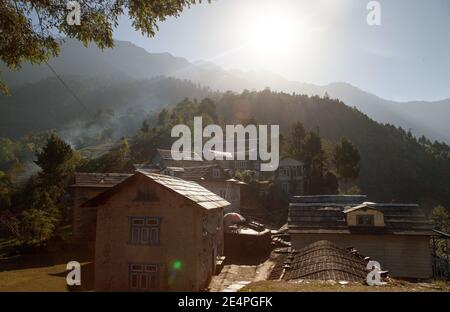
[0,234,94,292]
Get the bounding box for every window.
[129,263,159,291]
[297,166,303,177]
[129,217,160,245]
[236,160,248,169]
[279,167,290,177]
[212,168,220,178]
[281,183,290,194]
[135,187,158,202]
[356,215,374,226]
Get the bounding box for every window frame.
[212,168,220,178]
[356,214,375,226]
[129,262,160,291]
[135,187,159,202]
[128,216,161,245]
[281,182,290,193]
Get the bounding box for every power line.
[44,61,91,115]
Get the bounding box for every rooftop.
[289,196,433,235]
[83,171,230,210]
[291,195,367,204]
[269,240,368,282]
[70,172,132,188]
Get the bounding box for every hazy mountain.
[1,39,247,91]
[0,76,215,143]
[316,83,450,144]
[2,39,449,143]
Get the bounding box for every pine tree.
[333,137,361,193]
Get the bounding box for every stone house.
[82,171,229,291]
[70,172,132,242]
[288,195,434,279]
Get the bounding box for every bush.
[19,209,57,244]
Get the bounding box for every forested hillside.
[214,90,450,208]
[1,88,449,210]
[0,76,216,141]
[80,89,450,209]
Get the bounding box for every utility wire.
[44,61,91,115]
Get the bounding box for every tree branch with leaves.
[0,0,207,94]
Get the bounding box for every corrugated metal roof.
[82,171,231,210]
[288,198,433,235]
[138,171,230,210]
[71,172,132,188]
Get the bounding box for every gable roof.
[83,171,230,210]
[70,172,132,188]
[269,240,368,282]
[288,196,433,235]
[343,202,380,214]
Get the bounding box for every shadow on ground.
[0,243,94,272]
[48,262,95,291]
[224,251,271,266]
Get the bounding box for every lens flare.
[172,259,183,271]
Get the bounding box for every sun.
[240,5,309,65]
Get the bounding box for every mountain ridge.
[1,38,449,143]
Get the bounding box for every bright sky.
[114,0,450,101]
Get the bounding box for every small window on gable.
[356,214,374,226]
[135,187,158,202]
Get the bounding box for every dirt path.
[209,258,277,292]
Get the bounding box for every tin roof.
[269,240,368,282]
[141,171,230,209]
[343,202,378,214]
[288,196,433,235]
[71,172,132,188]
[83,171,230,210]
